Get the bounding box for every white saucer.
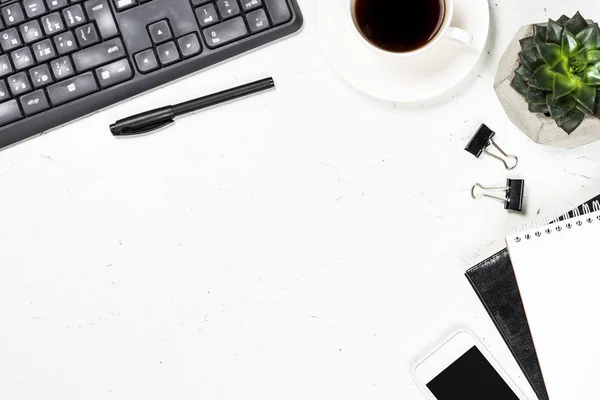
[318,0,490,102]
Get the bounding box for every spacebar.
[47,72,99,106]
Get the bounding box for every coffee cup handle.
[446,26,474,47]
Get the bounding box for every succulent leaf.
[533,25,548,44]
[572,84,597,113]
[530,65,556,90]
[515,64,533,81]
[511,75,529,96]
[576,23,600,50]
[562,29,581,57]
[520,46,545,71]
[565,11,589,35]
[595,91,600,119]
[520,36,536,50]
[583,67,600,85]
[529,103,549,113]
[554,74,578,99]
[557,108,586,134]
[557,15,570,26]
[569,46,589,74]
[527,86,548,104]
[536,43,562,66]
[548,93,577,118]
[551,60,569,75]
[588,50,600,64]
[546,19,564,44]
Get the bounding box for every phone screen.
[426,346,519,400]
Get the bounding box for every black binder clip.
[465,124,518,170]
[471,179,525,212]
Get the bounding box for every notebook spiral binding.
[512,201,600,242]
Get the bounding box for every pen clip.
[120,119,175,136]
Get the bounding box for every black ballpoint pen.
[110,77,276,136]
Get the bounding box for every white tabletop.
[1,0,600,398]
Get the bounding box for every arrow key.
[156,41,180,66]
[134,48,159,74]
[177,33,202,58]
[148,20,172,44]
[216,0,241,19]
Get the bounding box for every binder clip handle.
[485,138,519,171]
[471,179,525,212]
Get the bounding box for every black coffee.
[354,0,445,53]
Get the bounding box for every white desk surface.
[1,0,600,398]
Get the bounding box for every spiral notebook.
[506,203,600,399]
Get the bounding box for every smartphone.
[413,330,528,400]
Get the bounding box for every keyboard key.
[11,47,35,70]
[216,0,240,19]
[0,54,13,78]
[196,4,219,27]
[202,17,248,48]
[46,0,69,11]
[191,0,212,5]
[8,72,32,96]
[148,20,171,44]
[29,64,53,88]
[134,48,158,73]
[95,58,132,88]
[240,0,261,11]
[63,4,86,28]
[51,56,74,79]
[20,89,50,115]
[0,28,22,51]
[0,99,23,126]
[41,12,65,35]
[33,39,56,62]
[72,37,125,72]
[156,41,180,65]
[177,33,201,58]
[0,80,10,100]
[47,72,98,105]
[2,3,25,27]
[75,23,99,47]
[264,0,290,25]
[23,0,47,19]
[54,31,78,55]
[84,0,119,39]
[246,9,270,33]
[113,0,136,11]
[20,20,44,43]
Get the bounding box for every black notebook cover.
[466,195,600,400]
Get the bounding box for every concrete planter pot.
[494,23,600,149]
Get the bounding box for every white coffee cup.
[349,0,473,57]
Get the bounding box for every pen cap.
[110,106,175,136]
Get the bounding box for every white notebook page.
[506,210,600,399]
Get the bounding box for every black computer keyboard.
[0,0,302,149]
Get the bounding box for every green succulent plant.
[511,12,600,134]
